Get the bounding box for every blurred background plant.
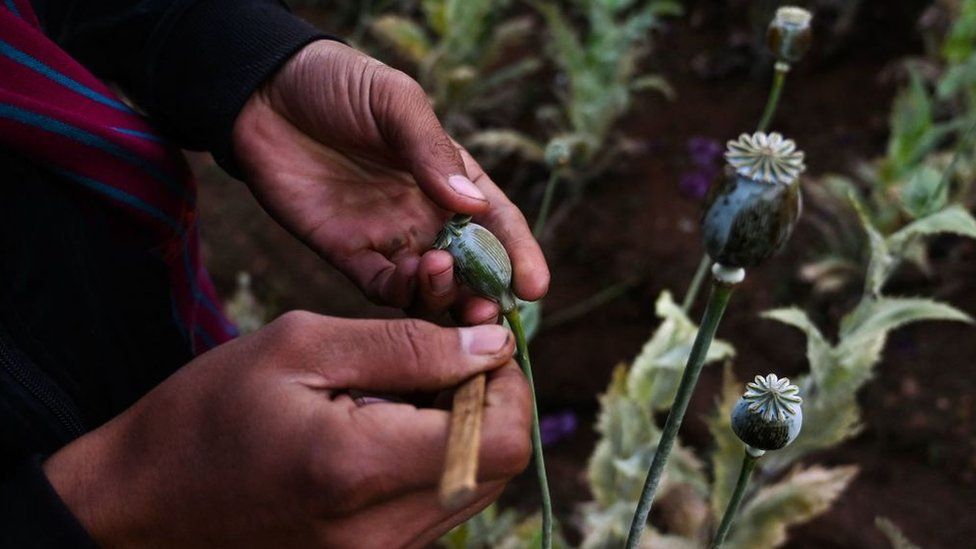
[367,0,542,134]
[802,0,976,294]
[469,0,681,239]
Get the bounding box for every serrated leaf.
[852,194,893,296]
[628,291,735,410]
[900,165,948,219]
[370,15,432,64]
[763,383,862,472]
[887,205,976,253]
[875,516,921,549]
[761,308,832,388]
[724,466,858,549]
[839,296,973,344]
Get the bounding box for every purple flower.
[540,410,578,447]
[687,136,723,167]
[679,171,713,200]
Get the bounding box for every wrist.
[43,427,148,548]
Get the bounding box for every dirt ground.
[195,1,976,547]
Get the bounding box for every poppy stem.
[710,448,761,548]
[624,270,739,549]
[505,307,552,549]
[757,64,790,133]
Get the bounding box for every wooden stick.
[439,373,486,509]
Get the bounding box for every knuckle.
[381,319,442,379]
[262,311,320,356]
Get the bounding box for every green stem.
[710,450,760,548]
[624,279,737,549]
[504,307,552,549]
[533,171,561,238]
[757,64,788,133]
[681,255,711,312]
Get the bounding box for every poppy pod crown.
[725,132,806,185]
[731,374,804,452]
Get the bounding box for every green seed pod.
[766,6,813,64]
[701,132,805,268]
[434,214,516,313]
[731,374,803,452]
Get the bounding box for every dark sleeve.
[0,458,98,548]
[32,0,330,161]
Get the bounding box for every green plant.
[712,374,804,548]
[803,1,976,293]
[369,0,541,133]
[433,215,553,548]
[623,131,808,542]
[469,0,681,235]
[623,6,814,539]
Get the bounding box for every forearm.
[33,0,329,159]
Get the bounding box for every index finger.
[458,148,551,301]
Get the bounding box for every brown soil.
[196,1,976,547]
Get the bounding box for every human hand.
[43,312,530,548]
[232,40,549,323]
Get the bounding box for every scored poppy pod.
[701,132,805,268]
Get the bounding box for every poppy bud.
[701,132,805,268]
[731,374,803,452]
[766,6,813,64]
[434,214,516,313]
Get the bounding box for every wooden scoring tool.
[439,372,487,509]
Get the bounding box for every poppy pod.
[434,214,516,313]
[730,374,803,452]
[766,6,813,64]
[701,132,805,268]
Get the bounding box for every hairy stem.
[505,307,552,549]
[711,450,760,548]
[681,255,711,312]
[757,65,789,133]
[533,171,561,238]
[624,279,736,549]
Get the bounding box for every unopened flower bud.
[434,214,516,313]
[767,6,813,64]
[701,132,805,268]
[731,374,803,451]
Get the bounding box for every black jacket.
[0,1,324,545]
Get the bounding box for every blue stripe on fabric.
[193,326,216,351]
[181,240,228,323]
[0,39,131,113]
[52,168,183,233]
[4,0,20,17]
[0,103,191,202]
[112,126,164,143]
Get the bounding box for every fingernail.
[460,325,511,356]
[448,175,487,201]
[430,267,454,297]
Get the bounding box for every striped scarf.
[0,0,236,353]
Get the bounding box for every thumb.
[371,70,490,214]
[273,314,514,392]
